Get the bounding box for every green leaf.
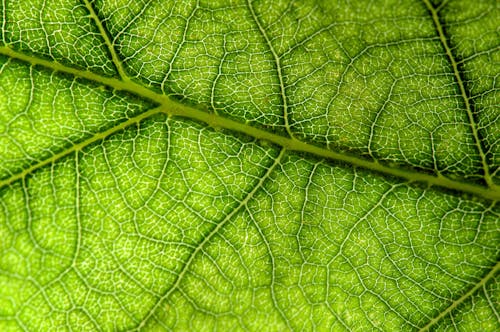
[0,0,499,331]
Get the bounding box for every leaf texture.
[0,0,499,331]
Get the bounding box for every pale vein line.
[483,281,500,322]
[111,0,155,46]
[301,163,351,330]
[82,0,129,80]
[329,184,422,329]
[423,0,495,188]
[247,202,292,330]
[40,0,53,59]
[418,261,500,331]
[210,34,228,114]
[0,46,499,201]
[22,177,38,250]
[161,0,199,92]
[72,151,82,268]
[131,148,286,331]
[247,0,294,138]
[0,105,165,190]
[435,0,451,12]
[368,80,397,160]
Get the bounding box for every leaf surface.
[0,0,499,331]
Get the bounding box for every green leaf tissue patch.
[0,0,498,331]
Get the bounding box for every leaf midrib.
[0,45,498,201]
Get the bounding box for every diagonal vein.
[131,148,286,331]
[246,0,294,138]
[0,105,164,189]
[0,46,499,201]
[423,0,494,188]
[418,260,500,331]
[82,0,129,81]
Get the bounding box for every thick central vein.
[0,45,499,201]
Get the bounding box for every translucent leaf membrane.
[95,0,486,180]
[1,117,498,331]
[1,0,116,75]
[438,0,500,184]
[146,151,499,331]
[0,116,278,331]
[0,56,151,180]
[0,0,499,331]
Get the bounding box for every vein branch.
[246,0,294,139]
[132,148,286,331]
[0,105,164,189]
[418,260,500,331]
[82,0,130,81]
[0,46,499,201]
[423,0,494,188]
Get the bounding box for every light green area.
[0,0,499,331]
[147,155,499,331]
[0,55,150,180]
[1,115,278,331]
[2,0,116,75]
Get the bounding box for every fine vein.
[247,0,294,138]
[133,149,287,331]
[0,45,498,201]
[82,0,130,81]
[423,0,495,189]
[418,261,500,331]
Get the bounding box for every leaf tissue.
[0,0,498,331]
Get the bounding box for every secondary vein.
[0,45,498,201]
[82,0,130,81]
[418,260,500,331]
[423,0,494,189]
[246,0,294,139]
[132,148,287,331]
